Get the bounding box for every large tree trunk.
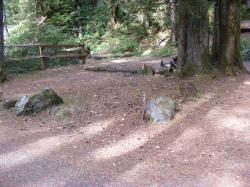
[177,0,210,76]
[0,0,6,82]
[212,0,243,75]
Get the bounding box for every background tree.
[0,0,6,82]
[177,0,211,76]
[212,0,244,75]
[109,0,120,27]
[170,0,176,43]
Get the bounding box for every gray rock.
[15,88,63,116]
[143,96,176,125]
[3,99,18,109]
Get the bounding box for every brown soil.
[0,57,250,187]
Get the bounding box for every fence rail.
[241,20,250,32]
[5,44,90,69]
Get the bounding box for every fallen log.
[84,66,138,74]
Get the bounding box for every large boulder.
[15,88,63,116]
[143,96,176,125]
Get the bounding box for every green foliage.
[149,45,176,58]
[4,59,79,74]
[4,60,41,74]
[241,38,250,60]
[208,2,215,33]
[3,0,184,75]
[241,5,250,20]
[81,5,109,48]
[93,31,142,56]
[111,35,141,55]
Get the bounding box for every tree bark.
[177,0,210,76]
[212,0,243,75]
[109,0,119,27]
[170,0,176,43]
[75,0,83,39]
[0,0,6,82]
[3,9,8,36]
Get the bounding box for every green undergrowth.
[4,59,79,74]
[147,45,176,58]
[241,38,250,61]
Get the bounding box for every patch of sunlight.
[93,125,168,160]
[216,174,242,187]
[206,106,222,120]
[78,118,115,137]
[142,49,152,56]
[170,127,204,152]
[204,172,243,187]
[232,106,250,116]
[105,160,153,186]
[0,118,116,169]
[221,116,250,131]
[0,135,68,169]
[111,59,129,63]
[244,81,250,86]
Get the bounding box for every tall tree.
[0,0,6,82]
[109,0,119,27]
[170,0,176,43]
[177,0,210,76]
[212,0,244,75]
[75,0,83,38]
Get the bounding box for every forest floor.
[0,55,249,186]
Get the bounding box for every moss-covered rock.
[15,88,63,116]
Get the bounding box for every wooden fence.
[5,44,90,69]
[241,20,250,32]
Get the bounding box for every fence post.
[79,45,87,64]
[39,45,48,69]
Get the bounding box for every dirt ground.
[0,55,250,187]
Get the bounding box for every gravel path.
[0,59,250,187]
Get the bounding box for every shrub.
[149,45,176,58]
[241,39,250,60]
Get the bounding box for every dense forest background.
[2,0,250,74]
